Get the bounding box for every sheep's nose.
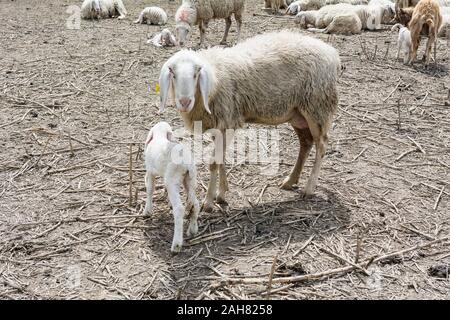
[179,98,191,109]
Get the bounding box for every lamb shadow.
[411,61,449,77]
[144,188,352,298]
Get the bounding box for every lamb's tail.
[426,18,435,35]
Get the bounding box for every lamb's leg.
[143,173,155,215]
[202,163,218,212]
[183,171,199,237]
[396,44,400,61]
[220,17,232,45]
[165,179,184,253]
[281,126,313,190]
[423,32,435,65]
[116,2,127,19]
[304,120,329,197]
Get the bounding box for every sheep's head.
[158,52,213,115]
[175,22,191,46]
[92,0,101,17]
[398,7,414,27]
[294,12,308,28]
[382,5,396,24]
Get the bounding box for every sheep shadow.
[411,61,449,77]
[143,188,352,298]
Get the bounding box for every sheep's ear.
[158,65,172,114]
[198,67,211,115]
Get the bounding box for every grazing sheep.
[175,0,245,46]
[144,122,200,253]
[134,7,168,25]
[369,0,397,22]
[81,0,127,20]
[158,31,341,211]
[407,0,442,65]
[391,23,412,62]
[295,3,393,33]
[286,0,368,15]
[147,29,178,47]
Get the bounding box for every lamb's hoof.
[219,40,228,46]
[187,222,198,237]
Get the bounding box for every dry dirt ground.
[0,0,449,300]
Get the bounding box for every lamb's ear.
[198,67,211,115]
[158,65,172,114]
[145,129,153,149]
[167,131,175,142]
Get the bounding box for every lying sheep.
[391,23,412,63]
[175,0,245,46]
[296,3,394,33]
[144,122,200,253]
[286,0,368,15]
[147,29,178,47]
[158,31,340,212]
[81,0,127,20]
[134,7,168,25]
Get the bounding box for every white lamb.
[175,0,245,46]
[134,7,168,25]
[158,31,340,212]
[391,23,412,63]
[144,122,200,253]
[80,0,127,20]
[147,29,178,47]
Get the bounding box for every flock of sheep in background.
[78,0,449,253]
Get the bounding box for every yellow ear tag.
[155,83,160,93]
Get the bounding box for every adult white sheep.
[175,0,245,46]
[134,7,168,25]
[286,0,368,15]
[296,3,394,33]
[158,31,341,212]
[144,122,200,253]
[80,0,127,20]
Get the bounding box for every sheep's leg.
[220,17,232,45]
[202,163,218,213]
[396,45,400,61]
[423,33,434,66]
[304,121,329,197]
[281,127,313,190]
[234,13,243,44]
[217,129,230,205]
[165,179,184,253]
[143,173,155,215]
[183,171,199,237]
[199,20,208,46]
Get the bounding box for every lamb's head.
[158,51,214,114]
[161,29,177,46]
[146,121,174,146]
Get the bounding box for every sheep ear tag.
[155,83,161,93]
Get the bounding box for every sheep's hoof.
[171,242,182,254]
[201,201,214,213]
[143,205,152,215]
[187,222,198,237]
[216,196,228,207]
[219,40,228,46]
[280,178,295,190]
[303,189,314,199]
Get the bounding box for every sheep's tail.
[425,18,435,35]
